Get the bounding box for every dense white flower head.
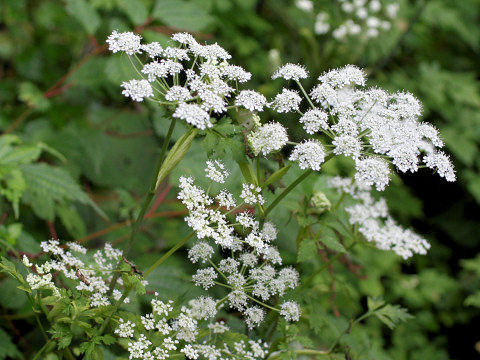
[235,90,267,112]
[315,12,331,34]
[296,0,314,12]
[289,140,326,171]
[121,80,153,102]
[318,65,366,88]
[165,86,192,102]
[172,103,212,130]
[24,241,132,307]
[280,301,301,322]
[270,89,302,113]
[299,109,329,134]
[248,122,288,156]
[107,31,142,55]
[177,166,301,328]
[245,307,265,329]
[107,31,266,130]
[314,1,399,40]
[240,184,265,205]
[354,157,390,191]
[272,63,309,81]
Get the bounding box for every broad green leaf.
[117,0,149,25]
[20,163,106,219]
[319,227,346,253]
[297,237,316,262]
[65,0,101,34]
[0,327,19,360]
[153,0,213,31]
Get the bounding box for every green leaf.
[49,324,73,350]
[20,163,106,220]
[465,292,480,308]
[0,327,19,360]
[0,279,27,309]
[373,303,414,330]
[297,237,316,262]
[152,0,213,31]
[18,82,50,111]
[57,202,87,238]
[319,227,346,253]
[65,0,101,34]
[117,0,149,25]
[0,145,41,165]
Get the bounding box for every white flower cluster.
[332,0,399,39]
[178,161,301,328]
[268,64,455,187]
[329,177,431,259]
[297,0,400,39]
[107,31,265,130]
[115,292,269,360]
[23,240,141,307]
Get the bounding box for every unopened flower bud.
[308,191,331,215]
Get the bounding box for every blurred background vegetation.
[1,0,479,359]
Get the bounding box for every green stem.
[144,232,194,276]
[108,118,177,295]
[32,340,53,360]
[264,169,313,217]
[295,80,316,110]
[268,348,330,360]
[99,287,131,335]
[245,294,280,312]
[26,294,48,342]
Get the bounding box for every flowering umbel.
[179,160,301,328]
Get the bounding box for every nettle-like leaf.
[19,163,105,221]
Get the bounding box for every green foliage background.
[0,0,479,358]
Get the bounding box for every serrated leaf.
[20,163,106,220]
[373,304,414,330]
[297,237,316,262]
[319,227,346,253]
